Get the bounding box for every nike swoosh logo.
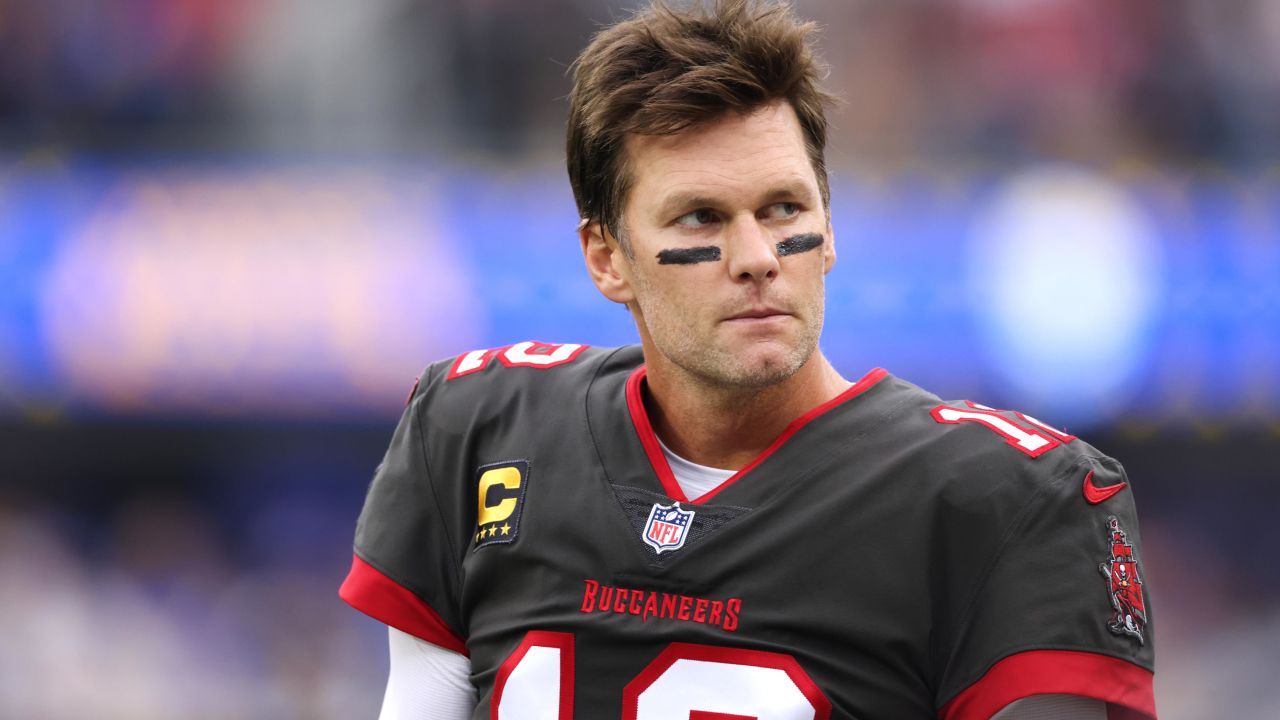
[1082,470,1127,504]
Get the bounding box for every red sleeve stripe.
[338,552,469,657]
[939,649,1155,720]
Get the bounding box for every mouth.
[724,307,790,322]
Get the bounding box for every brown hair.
[566,0,837,249]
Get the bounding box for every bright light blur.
[2,1,1278,718]
[967,165,1163,421]
[38,167,482,415]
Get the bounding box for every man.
[340,2,1157,718]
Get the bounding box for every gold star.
[500,523,511,536]
[488,525,498,537]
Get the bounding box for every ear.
[822,221,837,274]
[580,220,635,304]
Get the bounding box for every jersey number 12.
[493,631,832,719]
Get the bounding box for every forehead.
[622,101,817,217]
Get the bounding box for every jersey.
[340,343,1157,719]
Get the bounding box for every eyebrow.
[654,193,720,223]
[657,246,722,265]
[776,232,823,256]
[654,180,818,222]
[759,181,818,207]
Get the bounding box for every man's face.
[592,100,835,390]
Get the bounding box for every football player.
[340,1,1157,718]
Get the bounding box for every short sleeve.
[339,369,469,656]
[937,455,1156,720]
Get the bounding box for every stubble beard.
[635,277,827,393]
[691,334,818,391]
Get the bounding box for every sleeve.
[936,454,1156,720]
[379,627,476,720]
[992,695,1106,720]
[339,366,469,656]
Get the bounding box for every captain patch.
[474,460,529,549]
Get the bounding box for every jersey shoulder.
[875,374,1128,507]
[407,341,639,431]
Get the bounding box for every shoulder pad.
[929,399,1078,459]
[407,342,628,420]
[443,341,592,381]
[923,397,1125,497]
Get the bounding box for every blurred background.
[1,0,1278,717]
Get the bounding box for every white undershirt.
[377,441,1107,720]
[379,628,473,720]
[656,434,737,499]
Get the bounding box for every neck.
[641,351,850,471]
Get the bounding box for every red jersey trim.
[622,643,832,720]
[624,366,889,504]
[491,631,575,720]
[938,649,1155,720]
[339,552,469,657]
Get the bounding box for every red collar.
[624,366,889,503]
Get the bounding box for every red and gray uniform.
[341,343,1156,719]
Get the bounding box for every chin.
[698,344,813,390]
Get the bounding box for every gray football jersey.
[341,343,1156,719]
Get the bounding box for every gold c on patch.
[474,460,529,549]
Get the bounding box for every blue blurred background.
[1,0,1278,717]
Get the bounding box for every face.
[583,100,836,390]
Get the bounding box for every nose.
[724,217,780,282]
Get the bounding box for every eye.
[764,202,800,219]
[674,208,718,228]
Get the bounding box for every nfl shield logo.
[643,501,695,554]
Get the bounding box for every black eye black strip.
[657,246,722,265]
[776,233,823,257]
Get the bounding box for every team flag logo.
[643,501,695,554]
[1098,516,1147,644]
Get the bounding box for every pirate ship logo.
[1099,516,1147,644]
